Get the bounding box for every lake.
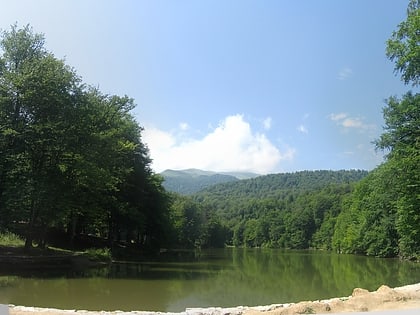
[0,248,419,312]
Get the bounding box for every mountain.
[193,169,369,201]
[165,169,370,250]
[190,169,369,249]
[160,169,259,194]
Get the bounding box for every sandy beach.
[7,283,420,315]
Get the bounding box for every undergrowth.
[0,231,24,247]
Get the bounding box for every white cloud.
[263,117,272,130]
[329,113,347,121]
[342,117,363,128]
[143,114,295,174]
[338,67,353,80]
[297,113,309,134]
[179,122,189,131]
[297,124,308,134]
[328,113,374,131]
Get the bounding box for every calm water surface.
[0,248,419,312]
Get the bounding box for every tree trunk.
[69,211,77,249]
[25,198,38,252]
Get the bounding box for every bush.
[0,231,24,247]
[84,248,112,262]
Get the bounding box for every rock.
[377,285,392,294]
[352,288,369,297]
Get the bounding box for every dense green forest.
[0,0,419,260]
[172,170,367,250]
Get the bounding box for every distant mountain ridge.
[194,169,369,200]
[160,168,259,194]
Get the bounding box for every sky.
[0,1,414,174]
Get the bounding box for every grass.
[0,232,111,262]
[84,248,112,262]
[0,231,25,247]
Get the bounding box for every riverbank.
[7,283,420,315]
[0,245,111,270]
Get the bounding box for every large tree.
[373,92,420,258]
[382,0,419,259]
[386,0,420,86]
[0,25,168,252]
[0,25,83,248]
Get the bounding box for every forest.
[0,0,419,260]
[168,170,367,249]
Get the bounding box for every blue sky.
[0,1,413,174]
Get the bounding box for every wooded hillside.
[186,170,368,250]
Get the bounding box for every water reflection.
[0,248,419,312]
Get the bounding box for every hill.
[160,168,259,194]
[189,169,369,249]
[194,169,368,201]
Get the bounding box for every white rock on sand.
[7,283,420,315]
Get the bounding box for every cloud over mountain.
[143,114,295,174]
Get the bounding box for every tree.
[375,92,420,156]
[0,25,84,248]
[0,25,170,254]
[170,195,203,248]
[386,0,420,86]
[332,164,399,257]
[368,0,420,258]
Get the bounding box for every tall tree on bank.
[0,25,82,248]
[333,0,419,259]
[0,25,168,252]
[374,91,419,258]
[381,0,419,259]
[386,0,420,86]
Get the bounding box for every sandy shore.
[7,283,420,315]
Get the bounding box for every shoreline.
[7,283,420,315]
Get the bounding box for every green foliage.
[332,164,399,257]
[393,147,420,259]
[386,0,420,86]
[192,171,365,250]
[0,231,24,247]
[0,24,170,253]
[168,194,230,248]
[196,170,367,200]
[84,248,112,262]
[170,195,203,247]
[333,0,420,259]
[377,1,419,258]
[375,92,420,156]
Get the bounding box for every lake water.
[0,248,419,312]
